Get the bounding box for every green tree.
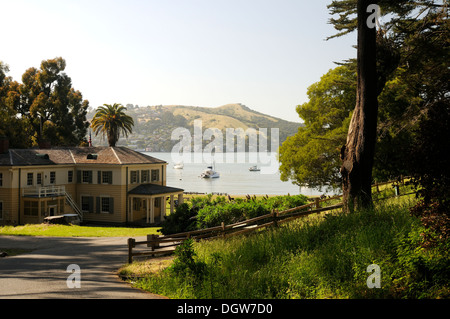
[91,103,134,147]
[278,64,424,190]
[0,62,32,148]
[409,101,450,242]
[279,65,356,190]
[16,57,90,147]
[328,0,447,211]
[280,0,448,195]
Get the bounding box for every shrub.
[195,195,308,229]
[159,203,197,235]
[161,194,308,234]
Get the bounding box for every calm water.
[143,152,337,196]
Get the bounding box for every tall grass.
[129,197,449,299]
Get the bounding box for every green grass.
[0,224,161,237]
[121,195,450,299]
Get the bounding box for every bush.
[159,203,197,235]
[160,194,308,235]
[134,201,449,299]
[169,239,207,280]
[195,195,308,229]
[408,100,450,243]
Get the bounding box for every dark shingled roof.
[128,184,184,196]
[0,147,167,166]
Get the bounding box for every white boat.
[249,165,261,172]
[173,162,184,169]
[201,166,220,178]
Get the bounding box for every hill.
[87,103,302,152]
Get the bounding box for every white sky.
[1,0,356,122]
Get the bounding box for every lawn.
[0,224,161,237]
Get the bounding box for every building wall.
[1,168,19,225]
[77,184,127,224]
[1,162,170,225]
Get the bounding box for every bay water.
[143,152,338,197]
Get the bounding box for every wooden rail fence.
[127,177,414,263]
[127,195,343,263]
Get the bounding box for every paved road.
[0,236,166,299]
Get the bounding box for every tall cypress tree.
[339,0,379,211]
[328,0,448,211]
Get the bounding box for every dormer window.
[87,154,98,160]
[36,154,49,160]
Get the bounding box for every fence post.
[394,184,400,196]
[147,234,160,251]
[272,210,279,228]
[315,197,320,209]
[128,238,135,264]
[221,222,226,238]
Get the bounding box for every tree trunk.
[340,0,379,212]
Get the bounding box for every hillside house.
[0,138,184,226]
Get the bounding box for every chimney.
[0,136,9,154]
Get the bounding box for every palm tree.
[90,103,134,147]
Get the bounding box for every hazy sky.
[1,0,356,122]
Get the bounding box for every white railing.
[64,191,83,222]
[22,185,83,222]
[23,185,66,197]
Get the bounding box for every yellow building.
[0,142,184,226]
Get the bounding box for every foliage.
[0,57,89,147]
[408,100,450,243]
[279,1,448,189]
[168,239,207,280]
[393,225,450,298]
[159,203,198,235]
[160,194,308,235]
[87,103,301,151]
[129,197,449,299]
[196,195,308,229]
[278,65,356,190]
[91,103,134,147]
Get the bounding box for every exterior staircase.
[64,191,83,223]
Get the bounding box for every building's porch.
[128,184,184,224]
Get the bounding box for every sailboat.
[173,162,184,169]
[200,165,220,178]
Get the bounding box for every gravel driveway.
[0,235,166,299]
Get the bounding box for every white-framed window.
[101,197,110,213]
[130,171,139,184]
[68,171,74,183]
[96,196,114,214]
[141,170,150,183]
[100,171,113,184]
[151,169,159,182]
[27,173,34,186]
[50,172,56,184]
[37,173,43,186]
[82,170,92,184]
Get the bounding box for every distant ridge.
[87,103,302,152]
